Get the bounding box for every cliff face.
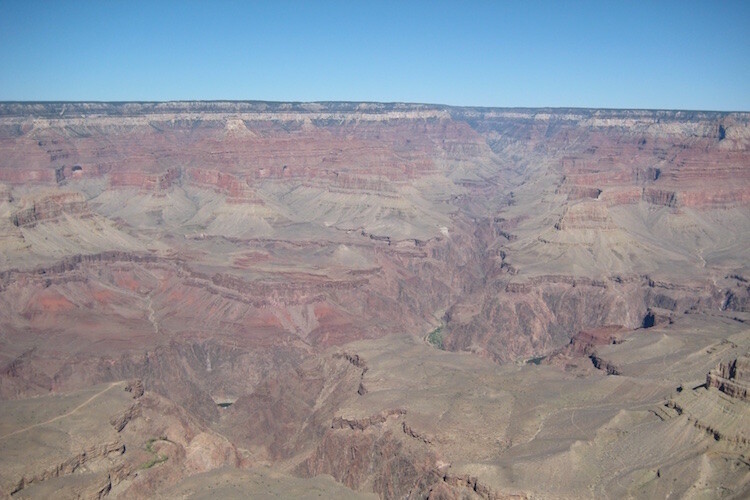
[707,355,750,401]
[11,191,89,227]
[0,101,747,380]
[0,102,748,498]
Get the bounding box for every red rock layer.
[11,192,88,227]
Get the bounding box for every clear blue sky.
[1,1,748,110]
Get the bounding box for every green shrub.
[427,326,444,349]
[141,437,171,469]
[141,454,168,469]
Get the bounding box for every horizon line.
[0,100,746,115]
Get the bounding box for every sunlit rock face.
[0,102,748,498]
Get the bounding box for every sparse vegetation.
[141,437,170,469]
[141,453,168,469]
[427,326,444,350]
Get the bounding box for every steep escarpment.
[10,191,89,227]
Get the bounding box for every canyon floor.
[0,102,748,499]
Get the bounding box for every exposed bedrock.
[707,355,750,402]
[0,102,748,498]
[301,428,443,500]
[441,274,726,363]
[10,191,89,227]
[219,355,363,461]
[0,338,299,424]
[1,378,243,498]
[7,440,126,497]
[109,167,182,193]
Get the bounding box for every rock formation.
[0,101,748,498]
[707,355,750,401]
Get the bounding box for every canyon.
[0,101,748,498]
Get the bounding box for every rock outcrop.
[707,355,750,401]
[11,191,88,227]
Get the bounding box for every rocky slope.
[0,101,748,498]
